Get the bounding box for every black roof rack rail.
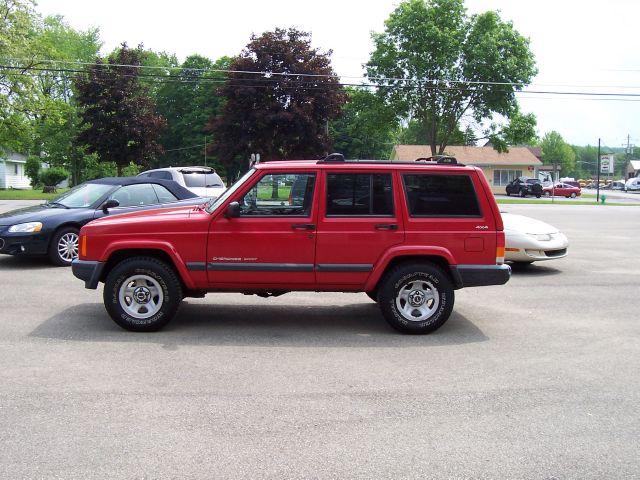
[318,153,345,163]
[415,155,465,166]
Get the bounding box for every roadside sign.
[600,154,615,174]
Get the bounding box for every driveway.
[0,203,639,479]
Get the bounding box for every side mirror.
[101,198,120,213]
[225,201,241,218]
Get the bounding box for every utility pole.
[596,139,601,203]
[623,134,634,180]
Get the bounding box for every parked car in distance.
[542,182,581,198]
[137,166,226,198]
[505,177,543,198]
[606,180,626,191]
[73,155,511,334]
[0,177,203,266]
[502,212,568,263]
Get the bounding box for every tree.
[155,55,230,170]
[330,87,398,159]
[208,28,346,178]
[541,131,575,177]
[0,0,39,152]
[366,0,537,154]
[74,43,166,176]
[30,15,101,185]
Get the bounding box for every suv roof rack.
[415,155,462,165]
[318,153,345,163]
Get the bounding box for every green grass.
[496,199,633,206]
[0,188,70,201]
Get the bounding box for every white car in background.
[502,212,569,263]
[138,166,226,198]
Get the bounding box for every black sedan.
[0,177,204,266]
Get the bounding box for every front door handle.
[375,223,398,230]
[292,223,316,231]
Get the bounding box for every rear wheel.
[378,263,454,334]
[49,227,79,266]
[104,257,183,332]
[519,189,526,197]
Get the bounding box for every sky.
[34,0,640,149]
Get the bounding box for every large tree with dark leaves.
[208,28,346,176]
[74,43,166,176]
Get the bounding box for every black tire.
[48,226,79,266]
[535,194,541,198]
[519,189,526,198]
[570,192,577,198]
[506,190,511,197]
[103,257,183,332]
[378,263,454,334]
[544,191,551,197]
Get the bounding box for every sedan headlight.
[8,222,43,233]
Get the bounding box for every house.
[0,150,31,189]
[390,145,543,194]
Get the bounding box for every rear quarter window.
[403,174,481,217]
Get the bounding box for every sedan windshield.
[50,183,114,208]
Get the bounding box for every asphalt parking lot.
[1,201,639,479]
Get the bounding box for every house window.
[14,164,19,175]
[493,169,523,186]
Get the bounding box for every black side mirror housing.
[225,201,241,218]
[101,199,120,213]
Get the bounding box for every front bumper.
[0,232,49,256]
[450,264,511,288]
[72,259,105,289]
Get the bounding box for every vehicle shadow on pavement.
[0,256,55,269]
[30,301,488,348]
[508,263,563,277]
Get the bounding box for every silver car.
[138,166,226,198]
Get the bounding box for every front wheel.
[49,226,79,266]
[104,257,183,332]
[570,192,577,198]
[519,189,526,198]
[378,263,454,334]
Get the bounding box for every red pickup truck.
[72,156,510,334]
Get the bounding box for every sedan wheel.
[49,227,79,266]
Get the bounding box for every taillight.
[496,232,505,264]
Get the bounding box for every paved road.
[0,203,639,479]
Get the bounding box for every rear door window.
[325,173,394,216]
[403,174,481,217]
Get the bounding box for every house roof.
[630,160,640,171]
[391,145,543,167]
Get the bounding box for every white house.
[0,151,31,189]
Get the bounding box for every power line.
[4,63,640,101]
[6,57,640,92]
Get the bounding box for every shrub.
[25,156,43,187]
[40,167,70,188]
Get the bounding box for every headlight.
[526,233,552,241]
[8,222,43,233]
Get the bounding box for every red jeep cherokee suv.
[72,156,510,334]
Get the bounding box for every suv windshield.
[205,169,255,213]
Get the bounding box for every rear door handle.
[292,223,316,231]
[375,224,398,230]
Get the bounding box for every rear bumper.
[72,259,105,289]
[450,264,511,288]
